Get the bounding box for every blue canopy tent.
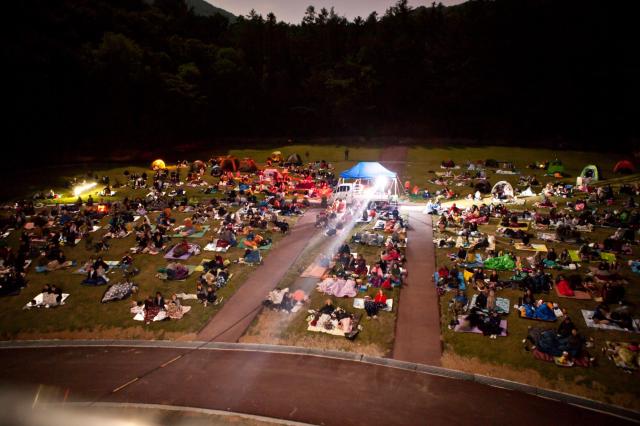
[337,162,400,198]
[340,162,397,179]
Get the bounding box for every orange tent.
[151,159,166,170]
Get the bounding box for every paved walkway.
[393,210,441,364]
[197,212,318,342]
[378,145,442,364]
[0,345,630,426]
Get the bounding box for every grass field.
[417,147,640,409]
[402,145,624,200]
[0,144,381,340]
[1,141,639,408]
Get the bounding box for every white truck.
[330,182,396,205]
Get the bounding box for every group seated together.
[435,173,640,354]
[130,291,191,323]
[306,299,361,339]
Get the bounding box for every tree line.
[6,0,639,159]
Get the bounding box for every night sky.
[210,0,465,23]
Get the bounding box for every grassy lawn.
[241,221,401,357]
[0,145,382,339]
[425,154,640,409]
[0,208,296,340]
[402,145,622,201]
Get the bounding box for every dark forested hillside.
[5,0,639,160]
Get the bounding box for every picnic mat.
[514,243,548,252]
[554,285,592,300]
[353,298,393,312]
[204,240,229,252]
[156,264,196,281]
[581,310,640,333]
[171,225,210,239]
[603,341,639,371]
[600,252,617,263]
[453,316,508,336]
[164,243,199,260]
[24,293,70,309]
[301,263,327,278]
[468,294,510,314]
[101,282,134,303]
[568,250,581,262]
[532,349,591,368]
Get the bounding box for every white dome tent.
[491,180,515,202]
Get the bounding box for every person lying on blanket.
[520,299,556,321]
[172,239,192,258]
[459,308,503,337]
[166,262,189,280]
[364,290,387,319]
[592,303,634,329]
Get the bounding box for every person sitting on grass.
[154,291,165,310]
[205,285,217,306]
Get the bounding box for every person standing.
[344,148,349,160]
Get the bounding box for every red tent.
[239,158,258,173]
[219,156,240,172]
[613,160,635,174]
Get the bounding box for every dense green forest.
[6,0,639,159]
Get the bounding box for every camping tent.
[491,181,515,201]
[268,151,283,163]
[579,165,600,182]
[239,158,258,173]
[286,153,303,166]
[338,162,400,198]
[219,156,240,172]
[151,159,166,170]
[547,159,565,175]
[340,162,397,179]
[192,160,206,172]
[613,160,635,174]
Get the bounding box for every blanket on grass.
[156,264,196,281]
[204,239,230,252]
[171,225,210,238]
[532,348,591,368]
[101,282,135,303]
[24,292,69,309]
[132,304,192,322]
[353,297,393,312]
[306,312,360,337]
[603,341,639,371]
[164,243,200,260]
[581,309,640,333]
[316,277,357,298]
[453,316,508,336]
[554,285,591,300]
[468,294,510,314]
[301,263,328,278]
[514,243,548,252]
[517,302,562,322]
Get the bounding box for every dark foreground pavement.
[0,345,632,426]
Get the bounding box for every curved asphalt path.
[0,344,635,426]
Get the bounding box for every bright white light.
[374,176,388,190]
[73,181,97,197]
